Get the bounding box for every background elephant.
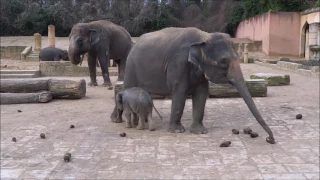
[39,47,69,61]
[116,87,162,131]
[68,20,134,87]
[111,27,275,144]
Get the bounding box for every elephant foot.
[111,114,122,123]
[190,123,208,134]
[88,81,98,86]
[136,125,144,130]
[266,137,275,144]
[125,124,132,128]
[102,82,113,89]
[168,123,185,133]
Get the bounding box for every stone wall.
[0,46,27,60]
[39,61,118,77]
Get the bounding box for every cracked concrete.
[1,64,319,179]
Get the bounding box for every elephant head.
[68,23,100,65]
[188,33,275,144]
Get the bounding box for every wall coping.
[301,7,320,15]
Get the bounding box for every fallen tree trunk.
[48,79,86,99]
[208,79,267,98]
[0,79,48,93]
[0,91,52,104]
[0,78,86,99]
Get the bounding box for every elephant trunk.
[68,40,81,65]
[227,60,275,144]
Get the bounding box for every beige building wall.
[236,11,300,56]
[300,8,320,59]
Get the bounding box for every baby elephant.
[39,47,69,61]
[116,87,162,131]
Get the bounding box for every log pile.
[0,78,86,104]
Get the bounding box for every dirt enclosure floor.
[1,61,319,179]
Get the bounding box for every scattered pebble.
[12,137,16,142]
[243,127,252,134]
[70,125,75,129]
[296,114,302,119]
[40,133,46,139]
[220,141,231,147]
[64,153,71,162]
[119,132,126,137]
[232,129,239,134]
[250,132,259,138]
[108,86,113,90]
[17,110,22,113]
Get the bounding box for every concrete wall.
[236,11,301,56]
[235,12,270,54]
[268,12,301,56]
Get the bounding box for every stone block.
[297,69,312,76]
[208,79,267,98]
[311,66,319,72]
[250,73,290,86]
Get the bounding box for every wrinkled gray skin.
[111,27,275,144]
[68,20,134,87]
[116,87,162,131]
[39,47,69,61]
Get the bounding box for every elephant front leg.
[190,81,209,134]
[117,59,126,81]
[88,53,98,86]
[98,51,112,87]
[168,88,187,133]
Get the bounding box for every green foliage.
[316,0,320,7]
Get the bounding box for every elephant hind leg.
[137,114,146,130]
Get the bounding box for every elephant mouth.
[79,54,85,66]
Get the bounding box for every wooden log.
[208,79,267,98]
[0,79,49,93]
[0,91,52,104]
[48,79,86,99]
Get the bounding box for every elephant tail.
[151,101,162,121]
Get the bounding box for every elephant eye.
[219,58,229,68]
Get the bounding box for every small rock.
[243,127,252,134]
[220,141,231,147]
[232,129,239,134]
[108,86,113,90]
[70,125,75,129]
[119,132,126,137]
[40,133,46,139]
[4,65,7,68]
[250,132,259,138]
[17,110,22,113]
[64,153,71,162]
[12,137,16,142]
[296,114,302,119]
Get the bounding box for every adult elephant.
[68,20,134,87]
[111,27,275,144]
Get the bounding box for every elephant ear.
[188,42,206,71]
[89,29,100,46]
